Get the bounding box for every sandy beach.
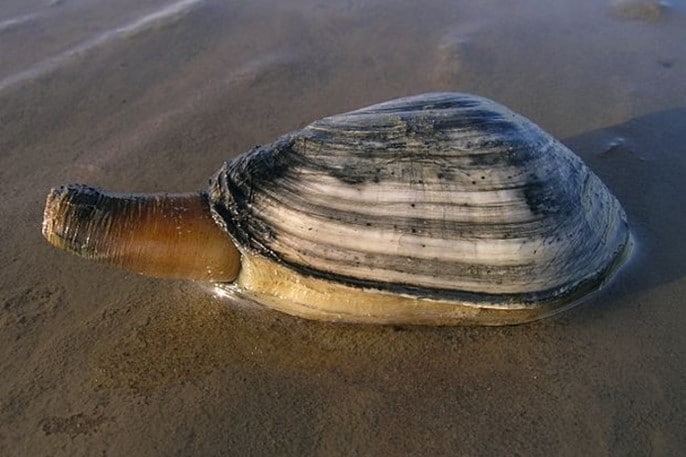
[1,0,685,455]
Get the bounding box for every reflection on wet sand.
[0,0,205,92]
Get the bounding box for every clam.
[42,93,631,325]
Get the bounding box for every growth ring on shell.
[206,92,631,325]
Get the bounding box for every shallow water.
[1,0,685,455]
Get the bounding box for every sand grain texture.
[1,0,685,455]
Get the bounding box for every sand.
[1,0,685,455]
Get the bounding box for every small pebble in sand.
[610,0,672,22]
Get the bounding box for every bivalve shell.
[208,92,630,325]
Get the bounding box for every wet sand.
[1,0,685,455]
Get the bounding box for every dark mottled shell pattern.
[209,93,629,307]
